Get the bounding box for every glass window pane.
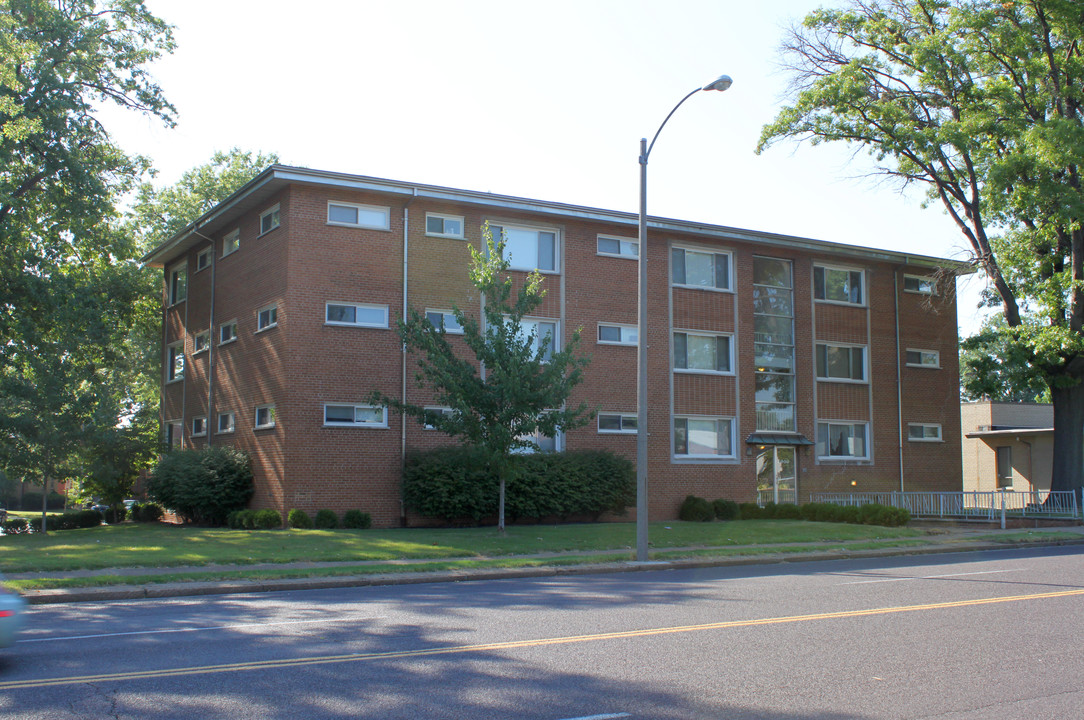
[329,204,357,224]
[753,257,792,288]
[716,336,731,372]
[755,343,793,373]
[674,418,688,455]
[599,325,621,342]
[598,237,620,254]
[504,227,538,269]
[671,248,686,285]
[356,407,383,424]
[621,240,638,257]
[684,251,714,287]
[327,305,356,323]
[714,253,729,289]
[599,414,622,431]
[752,286,793,316]
[355,306,385,325]
[426,216,443,234]
[755,373,794,403]
[686,334,715,370]
[537,232,556,271]
[325,405,354,423]
[687,419,717,455]
[357,207,388,228]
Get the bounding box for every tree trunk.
[497,458,507,534]
[40,474,48,535]
[1049,380,1084,505]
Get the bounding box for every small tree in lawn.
[372,224,593,531]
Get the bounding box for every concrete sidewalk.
[10,525,1084,605]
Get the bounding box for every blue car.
[0,575,26,648]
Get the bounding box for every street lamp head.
[703,74,733,92]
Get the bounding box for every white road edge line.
[840,569,1026,585]
[556,714,631,720]
[17,618,371,644]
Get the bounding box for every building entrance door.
[756,445,797,504]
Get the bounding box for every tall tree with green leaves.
[758,0,1084,497]
[0,0,175,531]
[371,225,594,531]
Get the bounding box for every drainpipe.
[400,190,417,526]
[192,229,217,448]
[894,269,904,491]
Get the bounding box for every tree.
[78,404,160,521]
[961,314,1049,402]
[371,225,594,531]
[0,0,175,531]
[758,0,1084,498]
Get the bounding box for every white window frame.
[671,246,732,292]
[193,330,209,354]
[513,424,563,454]
[196,247,212,272]
[323,403,388,428]
[816,421,870,460]
[259,204,281,236]
[598,413,638,434]
[256,304,278,332]
[216,412,235,435]
[903,274,936,295]
[516,317,558,362]
[426,309,464,334]
[191,416,207,438]
[222,228,240,257]
[491,223,559,273]
[219,320,238,346]
[907,423,943,442]
[422,406,456,430]
[166,341,184,383]
[906,348,940,368]
[168,263,187,306]
[425,213,465,239]
[254,404,276,430]
[597,323,638,346]
[673,330,733,375]
[325,302,389,329]
[815,343,868,383]
[597,234,638,259]
[327,201,391,230]
[673,416,736,459]
[813,264,866,306]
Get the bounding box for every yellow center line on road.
[5,587,1083,690]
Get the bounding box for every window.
[222,229,240,257]
[597,323,637,346]
[168,264,187,305]
[255,404,276,429]
[426,213,464,238]
[514,427,561,453]
[328,201,390,230]
[217,412,235,434]
[597,235,638,259]
[673,331,732,373]
[196,247,212,272]
[426,310,464,334]
[257,304,278,332]
[326,303,389,328]
[166,342,184,382]
[260,204,281,235]
[814,265,864,305]
[165,420,183,449]
[219,320,238,345]
[191,417,207,438]
[816,422,869,459]
[904,275,936,295]
[816,344,867,382]
[517,319,557,362]
[193,330,209,354]
[423,406,456,429]
[906,349,940,368]
[996,446,1013,488]
[671,247,731,291]
[491,224,557,272]
[598,413,637,434]
[908,423,942,442]
[674,417,734,458]
[324,404,387,428]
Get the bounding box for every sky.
[101,0,994,335]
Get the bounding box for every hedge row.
[402,447,635,524]
[678,497,910,527]
[1,510,104,534]
[287,509,372,530]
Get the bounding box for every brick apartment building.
[143,165,967,526]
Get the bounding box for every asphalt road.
[2,546,1082,719]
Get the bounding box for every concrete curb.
[19,535,1084,605]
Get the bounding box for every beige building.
[962,401,1053,492]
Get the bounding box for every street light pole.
[636,74,733,563]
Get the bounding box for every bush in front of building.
[2,517,29,534]
[148,446,254,526]
[226,509,255,529]
[342,510,372,529]
[712,499,740,521]
[679,495,714,522]
[27,510,103,532]
[403,447,635,524]
[314,509,339,529]
[287,509,313,529]
[129,502,164,523]
[252,509,283,529]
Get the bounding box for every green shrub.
[102,505,127,524]
[147,446,254,525]
[226,509,256,529]
[253,509,282,530]
[712,499,739,521]
[314,509,338,529]
[773,503,802,520]
[288,509,313,529]
[17,491,66,511]
[28,510,102,532]
[342,510,372,529]
[738,502,762,520]
[678,495,714,522]
[130,502,164,523]
[2,517,29,534]
[403,447,635,524]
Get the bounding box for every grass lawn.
[0,520,927,574]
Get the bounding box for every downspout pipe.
[401,190,418,526]
[192,229,217,448]
[894,269,904,492]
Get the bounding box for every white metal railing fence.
[809,490,1080,527]
[757,489,797,506]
